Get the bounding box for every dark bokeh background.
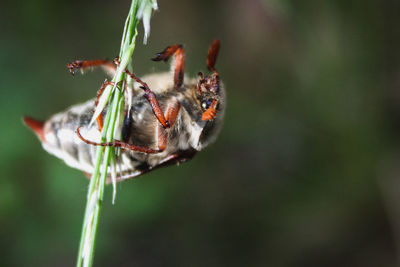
[1,0,400,266]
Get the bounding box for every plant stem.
[75,0,156,266]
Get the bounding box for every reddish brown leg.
[76,127,161,153]
[106,149,197,183]
[93,80,115,131]
[95,81,115,107]
[125,70,170,128]
[152,44,185,89]
[157,100,181,151]
[96,116,104,131]
[206,40,220,73]
[66,59,116,76]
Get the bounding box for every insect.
[24,40,225,182]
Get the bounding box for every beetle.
[24,40,225,182]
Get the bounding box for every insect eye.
[201,99,213,110]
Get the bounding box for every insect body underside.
[38,77,199,180]
[24,40,225,182]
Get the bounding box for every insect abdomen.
[42,99,100,173]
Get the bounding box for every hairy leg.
[66,59,117,77]
[152,44,185,89]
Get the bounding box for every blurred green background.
[1,0,398,266]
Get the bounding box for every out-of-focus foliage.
[0,0,398,266]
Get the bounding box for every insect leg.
[77,101,181,153]
[157,100,181,151]
[152,44,185,89]
[206,40,220,74]
[93,80,116,131]
[95,81,115,107]
[107,149,197,183]
[124,70,170,128]
[76,127,161,153]
[66,59,117,77]
[96,115,104,132]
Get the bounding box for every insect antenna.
[197,72,205,94]
[201,100,218,121]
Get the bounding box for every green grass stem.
[75,1,157,266]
